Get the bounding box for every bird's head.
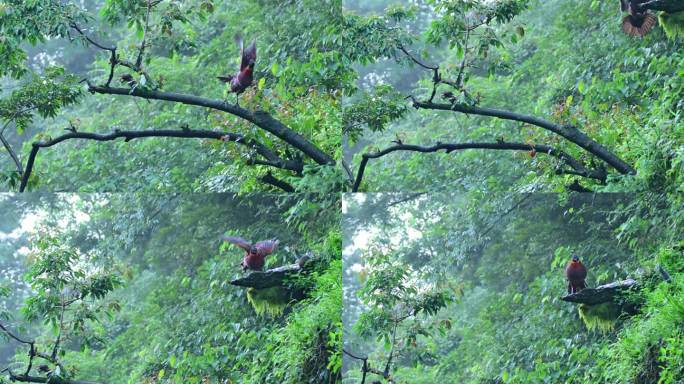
[572,254,580,262]
[249,245,258,255]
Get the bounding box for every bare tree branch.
[0,132,23,175]
[63,22,336,192]
[0,322,33,345]
[136,0,153,69]
[70,24,117,87]
[352,141,606,192]
[412,100,635,176]
[383,321,398,379]
[260,171,295,192]
[19,129,303,192]
[396,41,634,178]
[7,371,102,384]
[343,349,369,384]
[640,0,684,12]
[86,85,334,165]
[1,321,100,384]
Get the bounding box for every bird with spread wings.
[217,33,257,104]
[221,236,279,272]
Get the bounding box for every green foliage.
[346,0,684,194]
[659,11,684,39]
[344,192,684,383]
[425,0,529,48]
[0,67,82,132]
[340,9,415,65]
[246,287,290,317]
[1,0,348,192]
[22,231,122,342]
[0,194,341,383]
[0,0,86,78]
[578,303,619,333]
[343,85,408,142]
[248,259,343,383]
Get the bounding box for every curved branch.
[87,85,334,166]
[0,322,33,345]
[352,141,606,192]
[229,260,317,289]
[561,279,638,305]
[70,24,117,87]
[343,349,369,384]
[641,0,684,12]
[412,101,635,175]
[8,372,102,384]
[0,132,23,175]
[260,172,295,192]
[19,129,302,192]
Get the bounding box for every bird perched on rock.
[620,0,658,36]
[217,33,256,103]
[565,253,588,294]
[221,236,278,271]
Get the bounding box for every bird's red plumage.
[565,260,587,294]
[222,236,278,272]
[217,34,257,95]
[243,253,265,271]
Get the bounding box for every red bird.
[217,34,256,102]
[221,236,278,271]
[565,254,587,294]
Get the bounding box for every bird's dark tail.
[622,13,658,36]
[217,75,234,83]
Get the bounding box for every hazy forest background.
[0,193,341,383]
[1,0,343,193]
[343,193,683,383]
[342,0,684,382]
[1,0,684,383]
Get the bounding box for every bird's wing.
[254,239,278,255]
[217,75,233,83]
[221,236,252,251]
[241,40,256,70]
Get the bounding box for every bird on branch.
[218,33,257,105]
[221,236,278,271]
[620,0,658,36]
[565,253,588,294]
[120,73,136,86]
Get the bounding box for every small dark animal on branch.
[442,91,456,103]
[120,73,136,86]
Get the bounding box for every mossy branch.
[230,256,316,289]
[561,279,638,305]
